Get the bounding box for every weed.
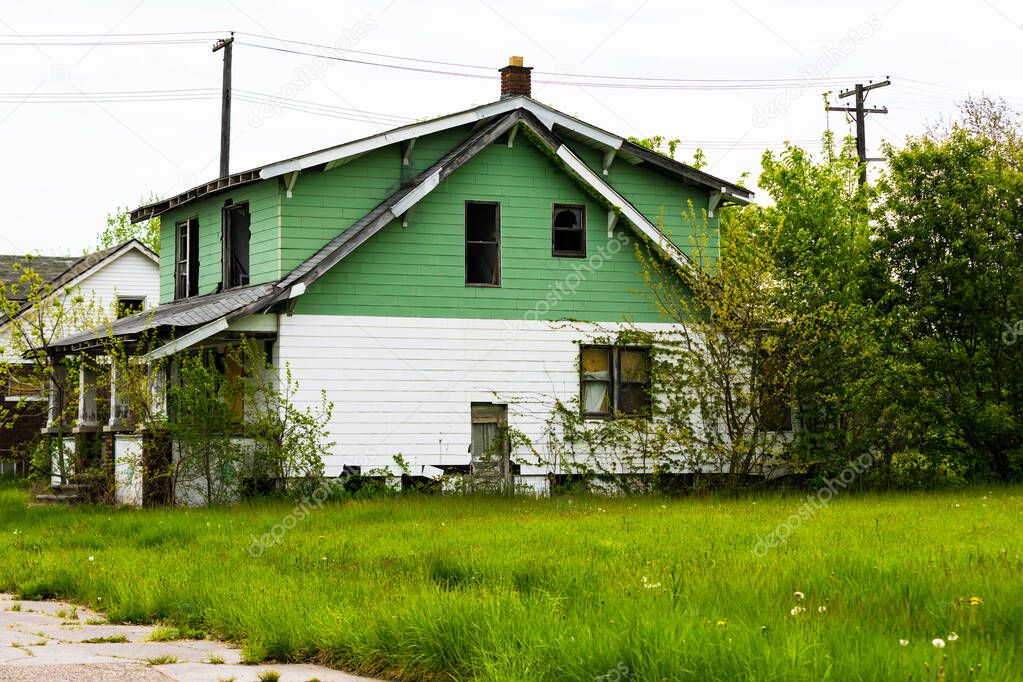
[147,626,181,642]
[81,635,128,643]
[144,654,179,665]
[205,654,225,664]
[257,671,281,682]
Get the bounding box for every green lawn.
[0,484,1020,681]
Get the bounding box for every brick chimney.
[499,56,532,99]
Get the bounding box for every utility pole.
[212,32,234,178]
[826,79,890,185]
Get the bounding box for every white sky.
[0,0,1019,255]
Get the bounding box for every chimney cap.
[508,55,524,67]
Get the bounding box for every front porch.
[39,300,279,506]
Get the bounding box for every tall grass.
[1,484,1020,680]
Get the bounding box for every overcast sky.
[0,0,1018,255]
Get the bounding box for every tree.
[874,99,1023,480]
[753,132,893,475]
[97,195,160,254]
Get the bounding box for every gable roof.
[1,239,158,327]
[55,103,747,355]
[130,96,751,223]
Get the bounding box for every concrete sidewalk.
[0,594,377,682]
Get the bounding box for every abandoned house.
[0,239,159,474]
[44,58,751,500]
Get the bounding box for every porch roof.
[46,283,274,352]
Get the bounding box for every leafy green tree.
[874,100,1023,480]
[751,133,893,475]
[97,195,160,254]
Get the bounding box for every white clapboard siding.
[77,248,161,320]
[277,314,677,476]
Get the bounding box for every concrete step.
[53,483,95,494]
[34,493,82,504]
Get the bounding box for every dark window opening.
[581,345,651,418]
[759,346,793,432]
[465,201,500,286]
[115,296,145,319]
[552,204,585,257]
[222,202,251,289]
[174,217,199,300]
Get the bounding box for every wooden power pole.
[213,33,234,178]
[826,79,890,185]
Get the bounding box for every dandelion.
[817,605,827,613]
[948,632,959,642]
[716,620,728,627]
[932,638,945,648]
[899,639,909,647]
[793,591,804,601]
[88,556,94,562]
[321,556,327,561]
[969,596,983,606]
[790,606,806,616]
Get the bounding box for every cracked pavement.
[0,593,377,681]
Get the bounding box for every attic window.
[552,204,585,258]
[115,296,145,319]
[465,201,501,287]
[222,202,250,289]
[174,217,199,300]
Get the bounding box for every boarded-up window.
[222,202,250,289]
[552,204,585,257]
[175,217,199,300]
[465,201,500,286]
[759,347,792,432]
[580,345,651,418]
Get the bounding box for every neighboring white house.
[0,239,160,469]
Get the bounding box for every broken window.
[470,403,510,483]
[465,201,500,286]
[115,296,145,319]
[581,345,613,417]
[617,347,651,417]
[552,204,585,257]
[174,217,199,300]
[222,201,250,289]
[580,345,651,418]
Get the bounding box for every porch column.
[107,359,127,430]
[76,357,99,430]
[46,358,67,429]
[149,360,167,420]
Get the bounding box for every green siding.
[292,135,672,322]
[158,182,280,303]
[566,140,718,256]
[279,145,402,273]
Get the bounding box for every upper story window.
[174,217,199,300]
[580,345,651,419]
[115,296,145,319]
[465,201,500,287]
[552,204,585,258]
[222,201,251,289]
